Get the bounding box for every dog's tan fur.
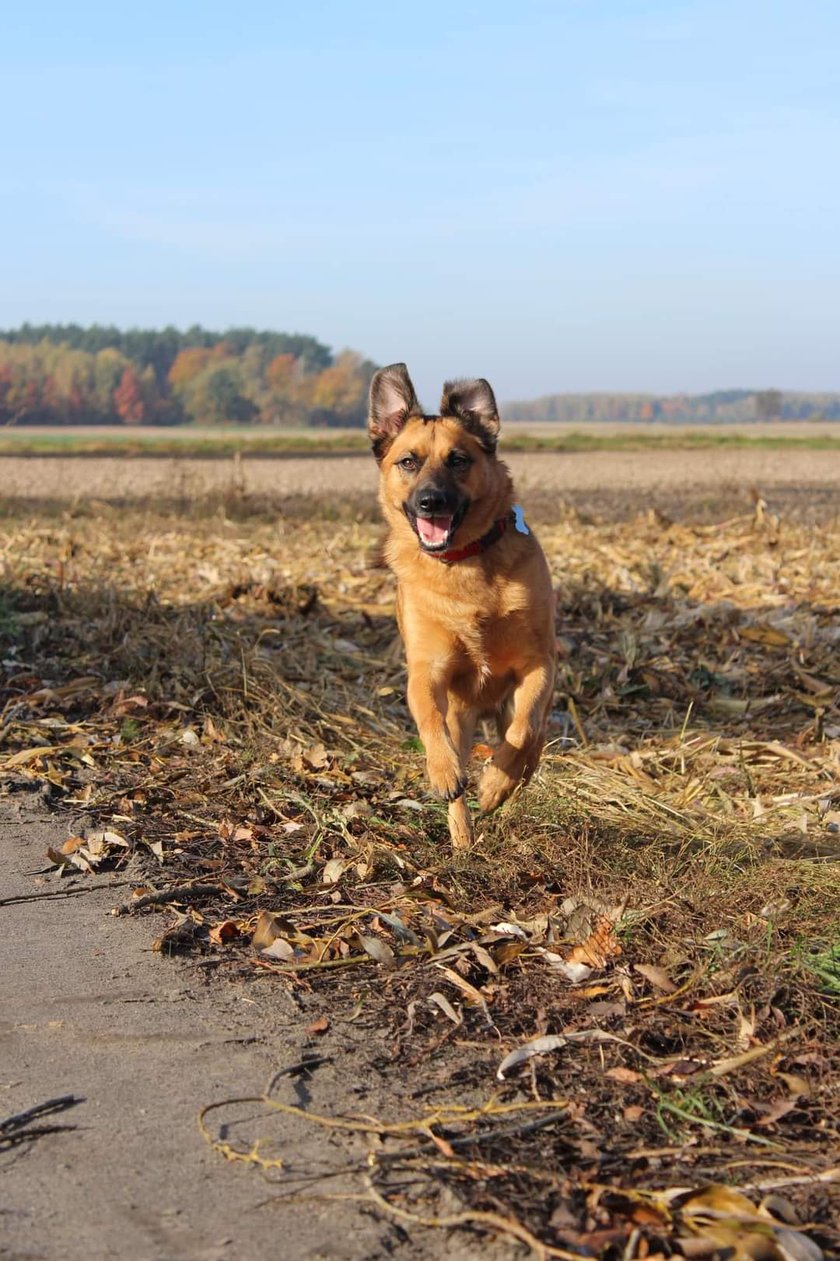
[368,363,556,848]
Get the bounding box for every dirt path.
[0,799,485,1261]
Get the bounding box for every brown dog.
[368,363,556,848]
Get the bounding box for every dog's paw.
[426,747,467,801]
[478,763,520,814]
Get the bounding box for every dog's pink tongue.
[417,516,452,546]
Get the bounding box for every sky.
[1,0,838,403]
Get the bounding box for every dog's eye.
[447,451,471,470]
[397,455,418,472]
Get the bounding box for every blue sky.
[1,0,838,401]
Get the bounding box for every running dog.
[368,363,556,848]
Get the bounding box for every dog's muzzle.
[404,491,468,553]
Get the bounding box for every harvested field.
[2,458,840,1258]
[1,443,840,522]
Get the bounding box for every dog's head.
[368,364,510,554]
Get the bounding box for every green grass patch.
[802,941,840,999]
[2,426,840,457]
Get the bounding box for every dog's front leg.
[444,701,477,850]
[478,659,554,814]
[406,667,467,803]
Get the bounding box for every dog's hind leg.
[494,694,515,742]
[478,660,554,815]
[447,795,474,850]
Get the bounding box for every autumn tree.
[168,347,215,397]
[185,361,257,425]
[307,351,376,426]
[114,366,147,424]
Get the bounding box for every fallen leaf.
[302,742,329,769]
[428,992,462,1025]
[90,828,129,848]
[739,624,791,647]
[497,1034,568,1079]
[773,1071,810,1098]
[251,910,292,951]
[307,1016,330,1035]
[209,920,242,946]
[568,916,623,969]
[634,963,677,993]
[47,844,89,872]
[358,936,396,968]
[471,743,493,760]
[538,949,593,984]
[491,922,528,940]
[2,746,62,768]
[754,1097,798,1127]
[607,1066,643,1084]
[261,937,295,961]
[435,965,487,1007]
[60,836,87,854]
[497,1029,623,1080]
[321,857,347,885]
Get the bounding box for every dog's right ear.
[368,363,422,460]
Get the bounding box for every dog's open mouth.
[416,515,454,549]
[408,500,468,553]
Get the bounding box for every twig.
[743,1166,840,1192]
[254,953,371,974]
[705,1028,798,1079]
[445,1110,567,1149]
[112,882,238,915]
[199,1095,569,1152]
[374,1109,568,1165]
[276,861,314,883]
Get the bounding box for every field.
[2,439,840,1258]
[1,418,840,459]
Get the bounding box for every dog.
[368,363,556,849]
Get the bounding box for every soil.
[0,798,490,1261]
[0,447,839,522]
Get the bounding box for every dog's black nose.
[415,484,449,515]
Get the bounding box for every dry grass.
[2,490,839,1255]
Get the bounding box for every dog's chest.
[452,605,526,688]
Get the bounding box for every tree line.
[0,324,376,427]
[505,388,840,423]
[3,325,836,427]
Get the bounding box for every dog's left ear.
[440,378,500,450]
[368,363,422,459]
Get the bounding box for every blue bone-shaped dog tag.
[512,504,530,536]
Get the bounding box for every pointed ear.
[368,363,422,458]
[440,377,500,450]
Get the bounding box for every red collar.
[432,512,511,565]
